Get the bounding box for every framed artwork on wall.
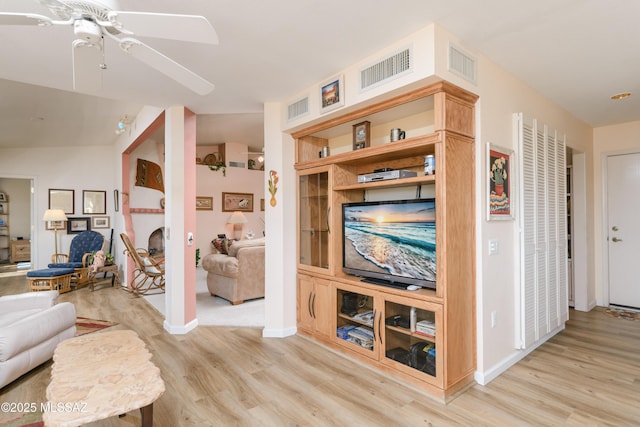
[83,190,106,215]
[49,189,74,214]
[222,192,253,212]
[92,216,110,229]
[196,196,213,210]
[67,217,91,234]
[319,74,344,114]
[487,142,515,220]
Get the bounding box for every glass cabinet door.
[383,299,442,384]
[298,169,329,270]
[334,286,378,359]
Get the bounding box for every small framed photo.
[487,143,515,220]
[353,121,371,150]
[49,189,74,214]
[83,190,106,215]
[46,220,66,231]
[260,198,265,212]
[222,192,253,212]
[319,74,344,114]
[0,193,6,202]
[196,196,213,211]
[67,217,91,234]
[92,216,110,229]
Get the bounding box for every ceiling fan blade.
[72,39,103,92]
[120,38,214,95]
[0,12,53,25]
[108,11,218,44]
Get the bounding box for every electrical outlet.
[491,311,497,328]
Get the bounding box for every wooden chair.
[48,230,104,287]
[120,233,165,296]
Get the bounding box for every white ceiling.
[1,0,640,150]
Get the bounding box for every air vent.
[229,161,245,168]
[287,96,309,121]
[360,47,412,91]
[448,44,477,84]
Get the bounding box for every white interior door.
[607,152,640,309]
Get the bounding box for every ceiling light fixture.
[611,92,631,100]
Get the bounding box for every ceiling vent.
[448,43,477,84]
[287,96,309,121]
[360,47,412,91]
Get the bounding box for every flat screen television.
[342,198,436,290]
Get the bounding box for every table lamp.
[43,209,67,256]
[227,211,248,240]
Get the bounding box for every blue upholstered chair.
[49,230,105,287]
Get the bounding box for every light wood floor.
[1,274,639,426]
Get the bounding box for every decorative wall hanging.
[319,74,344,114]
[222,192,253,212]
[49,189,74,214]
[268,170,279,207]
[83,190,106,215]
[487,143,514,220]
[67,217,91,234]
[135,159,164,193]
[196,196,213,211]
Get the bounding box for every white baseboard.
[475,323,565,385]
[163,318,198,335]
[262,326,297,338]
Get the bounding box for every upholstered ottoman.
[27,268,75,293]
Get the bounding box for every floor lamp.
[43,209,68,257]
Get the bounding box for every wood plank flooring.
[1,274,640,426]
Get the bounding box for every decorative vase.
[494,184,504,196]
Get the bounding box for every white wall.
[0,145,116,268]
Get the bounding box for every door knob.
[612,226,619,231]
[612,237,623,242]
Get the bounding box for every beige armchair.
[202,238,265,305]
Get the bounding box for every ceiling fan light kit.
[0,0,218,94]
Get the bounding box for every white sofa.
[0,290,76,389]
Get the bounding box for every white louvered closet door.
[516,114,568,350]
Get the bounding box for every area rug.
[0,410,42,427]
[75,316,118,336]
[604,307,640,321]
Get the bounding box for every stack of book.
[415,320,435,338]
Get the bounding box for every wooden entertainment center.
[293,81,478,401]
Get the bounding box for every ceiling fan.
[0,0,218,94]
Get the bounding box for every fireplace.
[148,227,165,257]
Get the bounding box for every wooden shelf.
[295,80,477,401]
[334,174,435,191]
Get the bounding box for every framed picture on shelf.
[67,217,90,234]
[83,190,106,215]
[92,216,110,229]
[352,121,371,150]
[0,192,6,202]
[319,74,344,114]
[49,189,74,214]
[222,192,253,212]
[196,196,213,211]
[487,142,515,220]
